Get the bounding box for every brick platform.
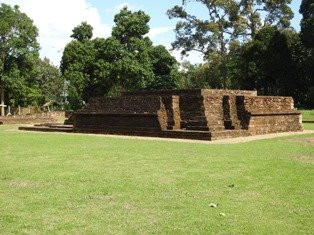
[19,89,303,140]
[0,115,57,124]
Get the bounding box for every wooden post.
[6,106,11,116]
[0,85,5,117]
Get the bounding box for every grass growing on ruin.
[0,125,313,234]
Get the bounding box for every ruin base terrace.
[19,89,303,140]
[46,88,301,141]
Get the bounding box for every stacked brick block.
[71,89,303,140]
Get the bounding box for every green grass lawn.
[301,110,314,122]
[0,125,313,234]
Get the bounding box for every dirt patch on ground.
[290,137,314,146]
[7,179,41,189]
[292,155,314,164]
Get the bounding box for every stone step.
[211,130,250,140]
[19,125,212,141]
[19,126,73,133]
[208,126,226,131]
[187,120,208,126]
[186,126,210,131]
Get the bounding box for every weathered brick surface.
[74,95,168,132]
[48,89,304,140]
[242,96,294,112]
[0,115,57,124]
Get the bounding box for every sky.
[1,0,303,66]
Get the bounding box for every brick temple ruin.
[55,88,303,140]
[19,89,303,140]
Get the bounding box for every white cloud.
[1,0,111,66]
[105,2,142,14]
[171,50,204,65]
[147,26,173,39]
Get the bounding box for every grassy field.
[301,110,314,122]
[0,124,313,234]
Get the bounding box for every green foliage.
[0,3,40,106]
[36,58,64,106]
[299,0,314,108]
[167,0,294,91]
[61,34,96,109]
[236,26,312,107]
[148,45,178,90]
[300,0,314,49]
[61,8,178,109]
[176,44,242,90]
[167,0,294,57]
[112,7,150,44]
[71,22,93,42]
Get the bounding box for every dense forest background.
[0,0,313,110]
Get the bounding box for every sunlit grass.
[0,125,313,233]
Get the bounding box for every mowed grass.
[0,125,313,234]
[301,109,314,122]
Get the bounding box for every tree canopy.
[0,3,40,107]
[300,0,314,49]
[167,0,294,57]
[61,7,178,110]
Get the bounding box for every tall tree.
[237,26,310,106]
[112,7,154,90]
[37,58,64,106]
[167,0,241,57]
[299,0,314,107]
[240,0,294,38]
[61,8,178,110]
[300,0,314,49]
[0,3,40,110]
[61,22,95,109]
[167,0,293,57]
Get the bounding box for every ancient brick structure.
[0,115,57,124]
[71,89,303,140]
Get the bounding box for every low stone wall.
[74,113,166,132]
[242,96,294,112]
[0,115,57,124]
[248,112,303,134]
[79,96,164,114]
[123,88,257,97]
[74,95,168,132]
[201,89,257,97]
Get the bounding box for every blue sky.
[1,0,304,66]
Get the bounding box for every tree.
[299,0,314,108]
[0,3,40,109]
[149,45,178,90]
[71,21,93,42]
[112,7,150,45]
[167,0,241,57]
[61,8,179,110]
[37,58,64,106]
[237,26,310,106]
[111,7,155,90]
[167,0,293,58]
[60,22,95,109]
[300,0,314,49]
[240,0,293,38]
